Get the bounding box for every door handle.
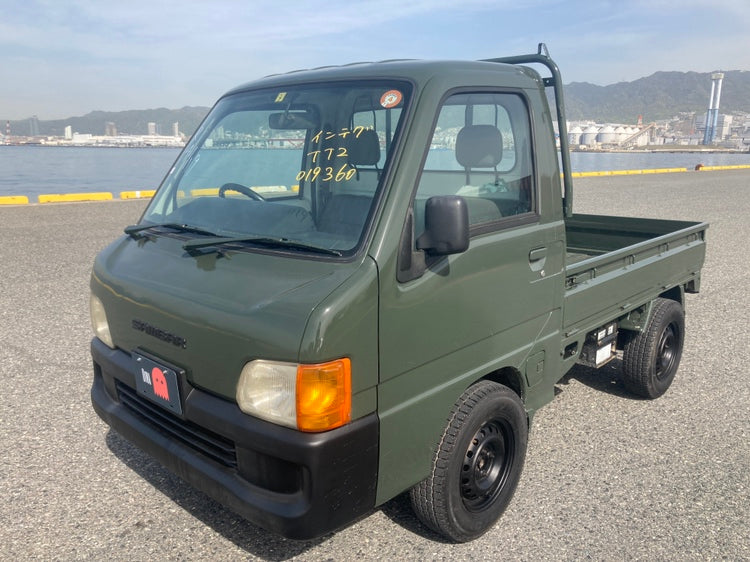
[529,247,547,261]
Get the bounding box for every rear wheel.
[622,298,685,399]
[410,381,527,542]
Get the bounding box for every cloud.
[1,0,748,119]
[3,0,508,57]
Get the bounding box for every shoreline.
[3,165,750,206]
[1,142,748,154]
[0,143,182,149]
[571,146,749,154]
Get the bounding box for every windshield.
[142,80,411,256]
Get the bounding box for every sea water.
[1,145,749,198]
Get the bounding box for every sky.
[1,0,749,121]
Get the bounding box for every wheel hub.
[656,323,678,380]
[461,420,513,511]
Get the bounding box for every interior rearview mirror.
[268,111,318,130]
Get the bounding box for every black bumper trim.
[90,338,379,540]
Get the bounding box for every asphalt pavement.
[1,170,748,561]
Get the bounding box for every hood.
[92,235,364,399]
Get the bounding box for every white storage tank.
[581,125,600,146]
[568,126,583,145]
[597,125,617,144]
[615,126,627,143]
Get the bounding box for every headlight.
[90,293,114,348]
[237,358,351,432]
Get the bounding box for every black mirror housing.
[416,196,470,256]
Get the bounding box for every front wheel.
[622,298,685,399]
[410,381,528,542]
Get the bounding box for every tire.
[622,298,685,399]
[410,381,528,542]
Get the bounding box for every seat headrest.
[347,129,381,166]
[455,125,502,168]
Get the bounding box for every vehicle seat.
[456,124,502,170]
[454,125,505,225]
[317,194,372,237]
[347,128,380,168]
[315,130,381,240]
[342,128,381,193]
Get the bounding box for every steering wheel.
[218,182,265,201]
[479,179,508,194]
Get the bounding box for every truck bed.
[562,214,708,337]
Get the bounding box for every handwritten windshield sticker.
[380,90,402,109]
[297,126,376,183]
[275,92,287,103]
[310,126,371,143]
[307,147,348,163]
[296,164,356,183]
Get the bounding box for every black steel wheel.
[622,298,685,399]
[461,418,515,512]
[410,381,527,542]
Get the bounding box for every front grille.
[116,380,238,469]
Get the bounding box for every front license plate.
[132,351,183,415]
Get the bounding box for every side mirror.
[416,196,470,256]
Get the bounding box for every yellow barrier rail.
[190,188,220,197]
[120,190,156,199]
[0,168,747,206]
[695,164,750,171]
[38,192,113,204]
[0,195,30,205]
[571,167,688,178]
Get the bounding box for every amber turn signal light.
[296,358,351,432]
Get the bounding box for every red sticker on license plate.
[132,351,183,415]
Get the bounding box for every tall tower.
[29,115,40,136]
[702,72,724,145]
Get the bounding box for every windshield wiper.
[124,222,218,239]
[183,236,343,256]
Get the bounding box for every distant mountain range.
[6,69,750,136]
[563,70,750,123]
[8,106,210,138]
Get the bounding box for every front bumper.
[90,338,379,540]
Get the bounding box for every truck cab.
[91,47,706,542]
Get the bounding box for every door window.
[415,92,535,237]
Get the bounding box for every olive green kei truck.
[90,45,707,542]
